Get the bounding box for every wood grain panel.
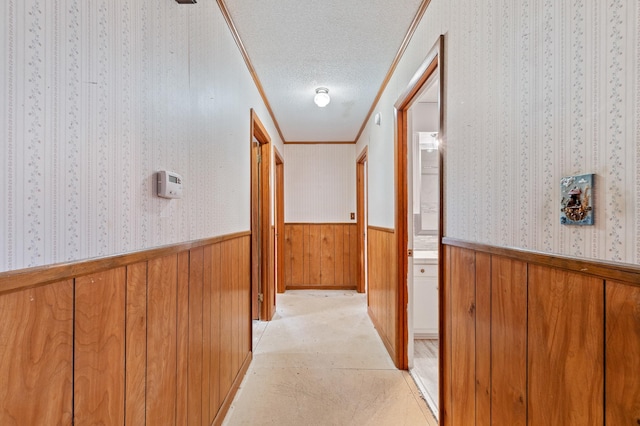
[491,255,527,426]
[321,225,336,285]
[74,268,126,425]
[284,225,293,286]
[232,238,241,377]
[528,266,604,425]
[242,236,252,357]
[307,225,322,284]
[289,224,304,285]
[176,251,190,426]
[449,247,476,426]
[349,225,358,287]
[0,280,73,425]
[146,255,178,425]
[343,225,353,286]
[202,246,212,425]
[189,248,204,426]
[220,240,233,399]
[210,243,222,421]
[440,246,452,425]
[606,280,640,424]
[334,225,345,285]
[475,252,491,426]
[125,263,147,426]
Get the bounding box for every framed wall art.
[560,173,594,225]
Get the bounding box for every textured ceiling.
[224,0,424,142]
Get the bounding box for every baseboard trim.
[212,351,253,426]
[368,306,396,363]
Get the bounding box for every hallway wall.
[0,0,283,273]
[357,0,640,265]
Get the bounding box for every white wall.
[284,144,356,223]
[0,0,283,272]
[356,0,640,264]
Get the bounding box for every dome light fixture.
[314,87,331,107]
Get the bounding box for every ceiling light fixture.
[314,87,330,107]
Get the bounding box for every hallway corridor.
[223,291,436,425]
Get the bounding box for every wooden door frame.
[393,35,445,370]
[356,147,368,294]
[274,147,285,294]
[250,109,275,321]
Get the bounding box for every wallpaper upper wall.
[357,0,640,264]
[1,0,282,272]
[284,144,356,223]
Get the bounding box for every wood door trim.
[0,231,251,295]
[356,147,368,294]
[443,237,640,285]
[274,148,285,294]
[394,35,445,373]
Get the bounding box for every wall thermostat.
[157,171,183,199]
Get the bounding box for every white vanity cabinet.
[413,262,438,338]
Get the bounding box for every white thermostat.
[157,171,183,199]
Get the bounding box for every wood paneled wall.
[0,234,251,426]
[284,223,358,289]
[367,227,400,365]
[441,240,640,425]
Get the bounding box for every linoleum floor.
[223,290,436,426]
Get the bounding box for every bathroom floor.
[224,290,437,426]
[412,339,439,416]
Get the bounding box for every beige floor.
[223,290,437,426]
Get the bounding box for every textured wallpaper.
[357,0,639,264]
[1,0,281,272]
[284,144,356,223]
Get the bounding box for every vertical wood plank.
[241,236,251,357]
[125,263,148,426]
[220,240,233,399]
[210,243,222,421]
[290,224,304,286]
[231,238,241,377]
[441,246,452,425]
[334,225,345,285]
[307,225,322,284]
[491,255,527,426]
[349,224,358,287]
[176,251,190,426]
[606,280,640,424]
[0,281,73,425]
[474,252,492,426]
[202,245,212,426]
[528,265,603,425]
[74,268,126,425]
[321,224,336,286]
[303,224,311,285]
[188,248,204,426]
[147,255,178,426]
[449,247,476,426]
[284,225,292,287]
[343,225,353,286]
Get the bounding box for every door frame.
[274,147,285,294]
[393,35,445,371]
[356,147,368,294]
[250,109,275,321]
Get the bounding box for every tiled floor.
[411,339,439,417]
[224,290,437,426]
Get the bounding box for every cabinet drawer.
[413,264,437,278]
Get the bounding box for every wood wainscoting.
[367,226,401,366]
[283,223,358,289]
[0,233,251,426]
[441,238,640,425]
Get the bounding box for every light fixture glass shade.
[314,87,330,107]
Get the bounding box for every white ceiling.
[223,0,425,142]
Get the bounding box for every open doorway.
[250,109,275,323]
[394,36,444,419]
[274,148,285,294]
[356,147,369,295]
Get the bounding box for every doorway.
[250,109,275,321]
[356,148,369,295]
[274,148,285,294]
[394,36,444,419]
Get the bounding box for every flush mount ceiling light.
[314,87,330,107]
